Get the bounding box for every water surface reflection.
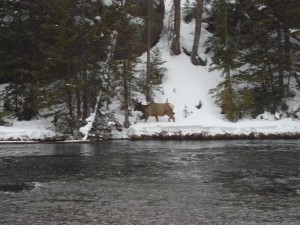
[0,140,299,224]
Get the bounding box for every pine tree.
[137,47,167,98]
[0,0,49,120]
[207,0,241,121]
[208,0,300,119]
[104,0,143,128]
[235,0,300,115]
[36,0,109,136]
[150,47,168,86]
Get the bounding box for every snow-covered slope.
[128,45,300,138]
[127,1,300,139]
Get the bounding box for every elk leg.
[168,116,175,122]
[155,116,159,122]
[168,113,175,122]
[144,114,150,122]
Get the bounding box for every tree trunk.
[67,90,73,119]
[277,22,284,98]
[66,66,74,119]
[283,23,291,93]
[191,0,203,65]
[82,71,89,120]
[123,60,130,128]
[146,0,152,102]
[82,91,88,120]
[171,0,181,55]
[28,85,38,118]
[75,88,81,119]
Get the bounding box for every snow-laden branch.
[79,91,102,141]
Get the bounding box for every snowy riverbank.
[1,116,300,142]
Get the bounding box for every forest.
[0,0,299,139]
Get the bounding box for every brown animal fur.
[134,101,175,122]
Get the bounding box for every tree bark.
[283,22,291,93]
[67,90,73,119]
[75,87,81,119]
[191,0,203,65]
[171,0,181,55]
[146,0,152,102]
[123,60,130,128]
[277,22,284,98]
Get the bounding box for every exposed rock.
[114,0,165,59]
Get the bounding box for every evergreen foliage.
[0,0,49,120]
[182,0,195,24]
[104,1,143,128]
[138,47,167,98]
[207,0,300,120]
[206,0,241,121]
[89,110,122,140]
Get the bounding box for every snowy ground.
[0,118,57,142]
[1,0,300,141]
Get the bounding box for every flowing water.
[0,140,299,225]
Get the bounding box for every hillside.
[127,7,300,140]
[1,0,300,141]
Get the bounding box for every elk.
[134,101,175,122]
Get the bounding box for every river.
[0,140,299,225]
